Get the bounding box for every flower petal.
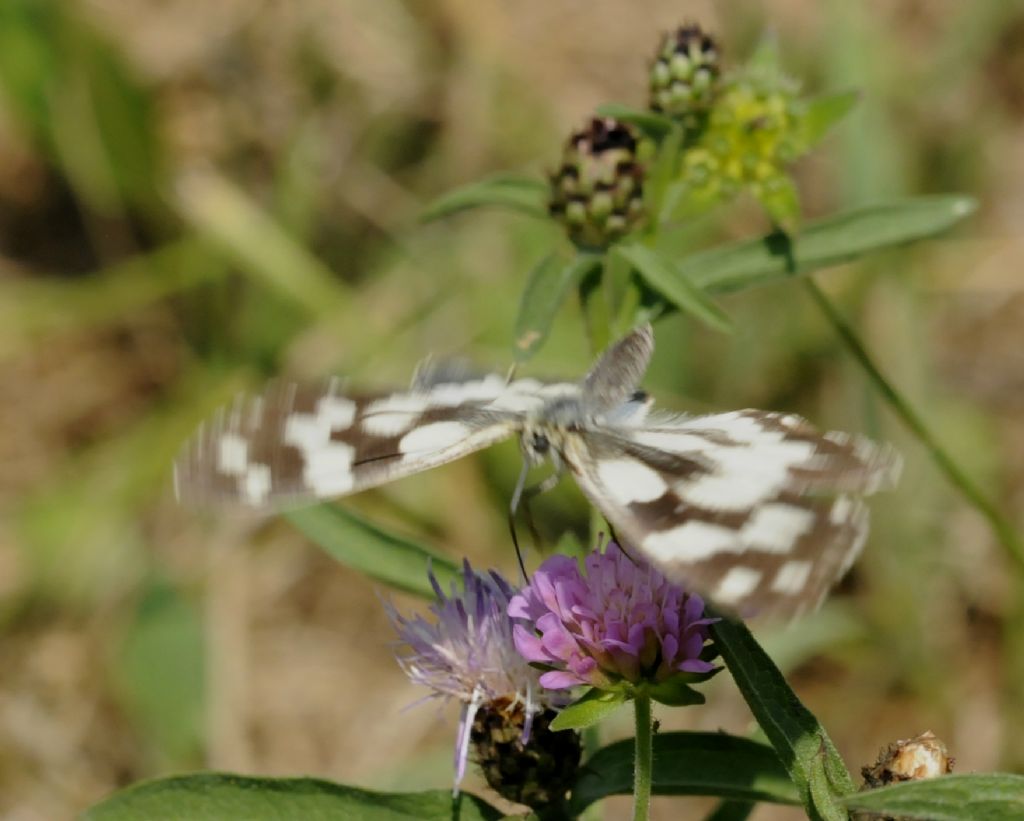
[539,670,585,689]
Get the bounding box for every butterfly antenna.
[509,460,532,583]
[505,362,518,385]
[508,515,529,584]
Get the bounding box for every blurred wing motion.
[175,323,901,618]
[563,409,900,618]
[173,377,528,509]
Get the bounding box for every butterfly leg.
[508,462,563,582]
[519,472,562,549]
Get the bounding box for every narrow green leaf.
[421,173,549,222]
[287,505,459,598]
[549,687,628,731]
[570,731,800,813]
[514,251,601,361]
[843,774,1024,820]
[710,616,854,821]
[614,242,732,332]
[174,169,348,316]
[83,774,503,820]
[801,89,860,148]
[680,195,977,294]
[594,103,674,138]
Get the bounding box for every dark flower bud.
[649,24,721,119]
[549,117,645,249]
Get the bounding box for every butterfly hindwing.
[563,409,899,617]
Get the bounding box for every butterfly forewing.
[174,377,533,510]
[562,409,899,618]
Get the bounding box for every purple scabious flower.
[386,561,565,790]
[509,542,717,690]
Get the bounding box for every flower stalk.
[632,691,654,821]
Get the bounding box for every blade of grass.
[173,169,348,317]
[803,278,1024,570]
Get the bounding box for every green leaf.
[83,774,503,820]
[647,674,714,707]
[801,89,860,148]
[710,616,854,821]
[549,687,628,731]
[113,582,205,765]
[514,251,601,361]
[420,173,549,222]
[287,505,459,598]
[703,800,756,821]
[569,731,800,813]
[614,242,732,332]
[679,195,976,295]
[843,774,1024,820]
[594,103,674,139]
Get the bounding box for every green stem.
[580,262,612,358]
[632,693,653,821]
[803,278,1024,569]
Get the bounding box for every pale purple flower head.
[509,542,717,690]
[386,561,563,789]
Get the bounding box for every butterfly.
[174,324,900,618]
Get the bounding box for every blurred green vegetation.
[1,1,1023,818]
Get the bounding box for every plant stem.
[632,693,653,821]
[580,262,612,358]
[803,277,1024,569]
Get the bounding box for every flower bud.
[649,24,721,120]
[549,117,645,249]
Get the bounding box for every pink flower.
[508,543,717,690]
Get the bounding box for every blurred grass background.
[1,1,1023,819]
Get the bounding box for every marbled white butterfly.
[174,324,900,617]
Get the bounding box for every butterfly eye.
[531,433,550,454]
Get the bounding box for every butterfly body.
[175,325,900,618]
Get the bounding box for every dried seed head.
[862,730,954,788]
[470,699,581,812]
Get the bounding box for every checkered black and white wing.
[563,409,901,618]
[173,375,534,510]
